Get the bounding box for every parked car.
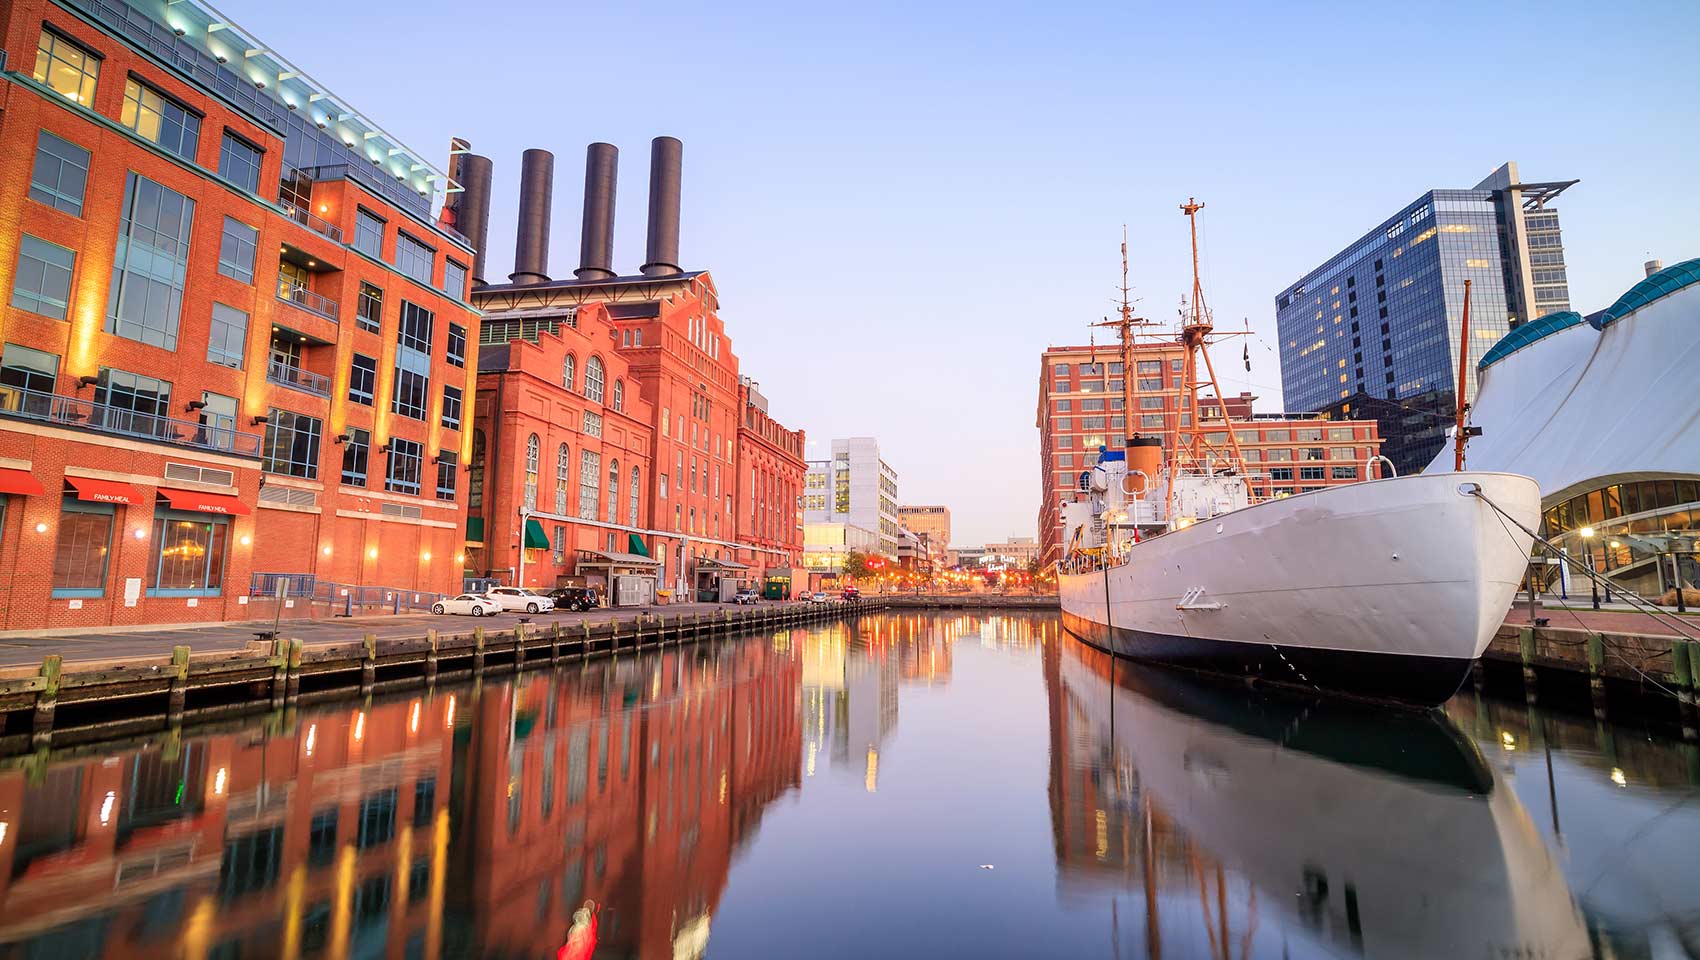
[731,589,760,605]
[433,594,499,617]
[808,591,831,604]
[549,586,601,612]
[483,586,555,614]
[840,586,861,601]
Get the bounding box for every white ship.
[1055,202,1541,707]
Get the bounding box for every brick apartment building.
[0,0,477,629]
[1036,344,1383,566]
[469,138,807,601]
[735,377,806,584]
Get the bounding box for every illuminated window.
[34,30,99,105]
[121,79,199,160]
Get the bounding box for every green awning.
[628,533,650,557]
[523,518,550,550]
[465,516,485,543]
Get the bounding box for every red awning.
[0,468,45,497]
[65,476,140,505]
[158,487,250,516]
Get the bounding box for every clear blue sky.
[239,0,1698,546]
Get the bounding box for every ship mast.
[1094,226,1149,453]
[1172,199,1252,491]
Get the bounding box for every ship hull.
[1057,471,1541,707]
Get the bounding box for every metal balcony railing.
[277,195,346,244]
[275,281,339,322]
[266,360,332,398]
[0,385,263,457]
[292,164,466,246]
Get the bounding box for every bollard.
[32,655,62,748]
[473,626,486,674]
[286,639,304,700]
[361,633,377,693]
[425,628,439,684]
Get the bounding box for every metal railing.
[250,573,447,615]
[277,195,346,244]
[275,281,340,322]
[265,359,332,398]
[294,164,466,247]
[0,385,262,457]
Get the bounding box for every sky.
[235,0,1698,546]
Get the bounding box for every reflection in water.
[1,616,1697,959]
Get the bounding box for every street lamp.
[1579,526,1599,610]
[517,506,531,588]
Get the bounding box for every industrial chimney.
[510,148,555,284]
[575,143,618,281]
[640,136,683,278]
[444,139,493,287]
[1645,258,1665,278]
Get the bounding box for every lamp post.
[1605,540,1620,605]
[517,506,531,588]
[1580,526,1598,610]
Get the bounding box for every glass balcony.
[276,280,339,323]
[277,194,346,244]
[0,385,263,457]
[266,359,332,398]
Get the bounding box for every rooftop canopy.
[1595,258,1700,329]
[1478,311,1586,372]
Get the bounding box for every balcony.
[276,280,340,323]
[266,359,332,398]
[277,193,346,244]
[0,386,263,458]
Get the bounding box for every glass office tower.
[1274,162,1575,474]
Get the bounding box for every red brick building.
[0,0,477,629]
[1036,343,1384,567]
[468,302,657,599]
[734,377,806,587]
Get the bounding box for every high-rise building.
[897,505,951,554]
[803,437,900,556]
[0,0,477,630]
[1274,161,1577,474]
[1036,345,1382,567]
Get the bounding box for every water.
[1,612,1696,959]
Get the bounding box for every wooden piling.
[32,655,62,748]
[1673,639,1694,706]
[361,633,377,694]
[286,639,303,700]
[550,623,562,664]
[1518,627,1539,701]
[514,623,527,667]
[473,626,486,674]
[425,629,439,684]
[167,645,190,721]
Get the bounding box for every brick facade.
[733,379,806,583]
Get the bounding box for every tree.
[844,551,874,581]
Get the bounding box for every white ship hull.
[1057,471,1541,706]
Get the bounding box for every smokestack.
[1645,258,1664,278]
[640,136,683,278]
[445,140,494,287]
[575,143,618,281]
[510,148,555,284]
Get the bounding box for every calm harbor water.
[1,612,1696,959]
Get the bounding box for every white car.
[483,586,555,614]
[808,591,831,604]
[433,594,498,617]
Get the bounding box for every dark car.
[840,586,861,601]
[548,586,602,612]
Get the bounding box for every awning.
[523,518,550,550]
[577,550,661,569]
[0,469,45,497]
[628,533,650,557]
[695,557,749,572]
[158,487,250,516]
[65,476,140,505]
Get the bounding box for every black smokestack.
[640,136,682,278]
[446,140,494,286]
[575,143,618,281]
[510,148,554,284]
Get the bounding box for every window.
[1270,467,1294,481]
[524,434,539,511]
[342,428,370,486]
[391,304,431,420]
[612,380,624,412]
[555,444,570,514]
[206,303,248,369]
[34,30,99,105]
[1299,466,1326,481]
[357,789,397,849]
[562,355,576,391]
[553,525,566,563]
[121,79,199,160]
[354,209,384,258]
[107,173,195,350]
[578,449,600,520]
[356,283,383,333]
[263,409,321,478]
[149,513,228,595]
[217,217,257,283]
[2,343,59,401]
[218,132,263,193]
[441,385,462,430]
[444,260,467,298]
[395,233,434,286]
[446,323,466,367]
[1332,466,1358,480]
[581,410,602,437]
[12,236,75,320]
[348,353,376,405]
[385,438,422,495]
[435,450,457,501]
[398,300,433,353]
[629,467,640,526]
[95,368,172,440]
[584,357,605,404]
[52,499,113,597]
[30,130,89,215]
[659,473,669,499]
[607,459,619,523]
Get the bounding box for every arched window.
[524,434,539,511]
[585,356,605,404]
[607,458,619,524]
[555,443,570,515]
[562,355,576,391]
[612,379,624,412]
[578,449,600,520]
[628,467,640,526]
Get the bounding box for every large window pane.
[52,500,113,596]
[29,130,89,215]
[394,233,433,286]
[218,133,263,194]
[33,30,99,105]
[12,236,75,320]
[149,514,228,594]
[354,209,384,259]
[262,409,321,479]
[342,427,370,486]
[121,79,200,161]
[107,173,195,350]
[206,303,248,369]
[386,438,422,495]
[217,217,257,284]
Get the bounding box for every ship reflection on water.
[1,615,1697,958]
